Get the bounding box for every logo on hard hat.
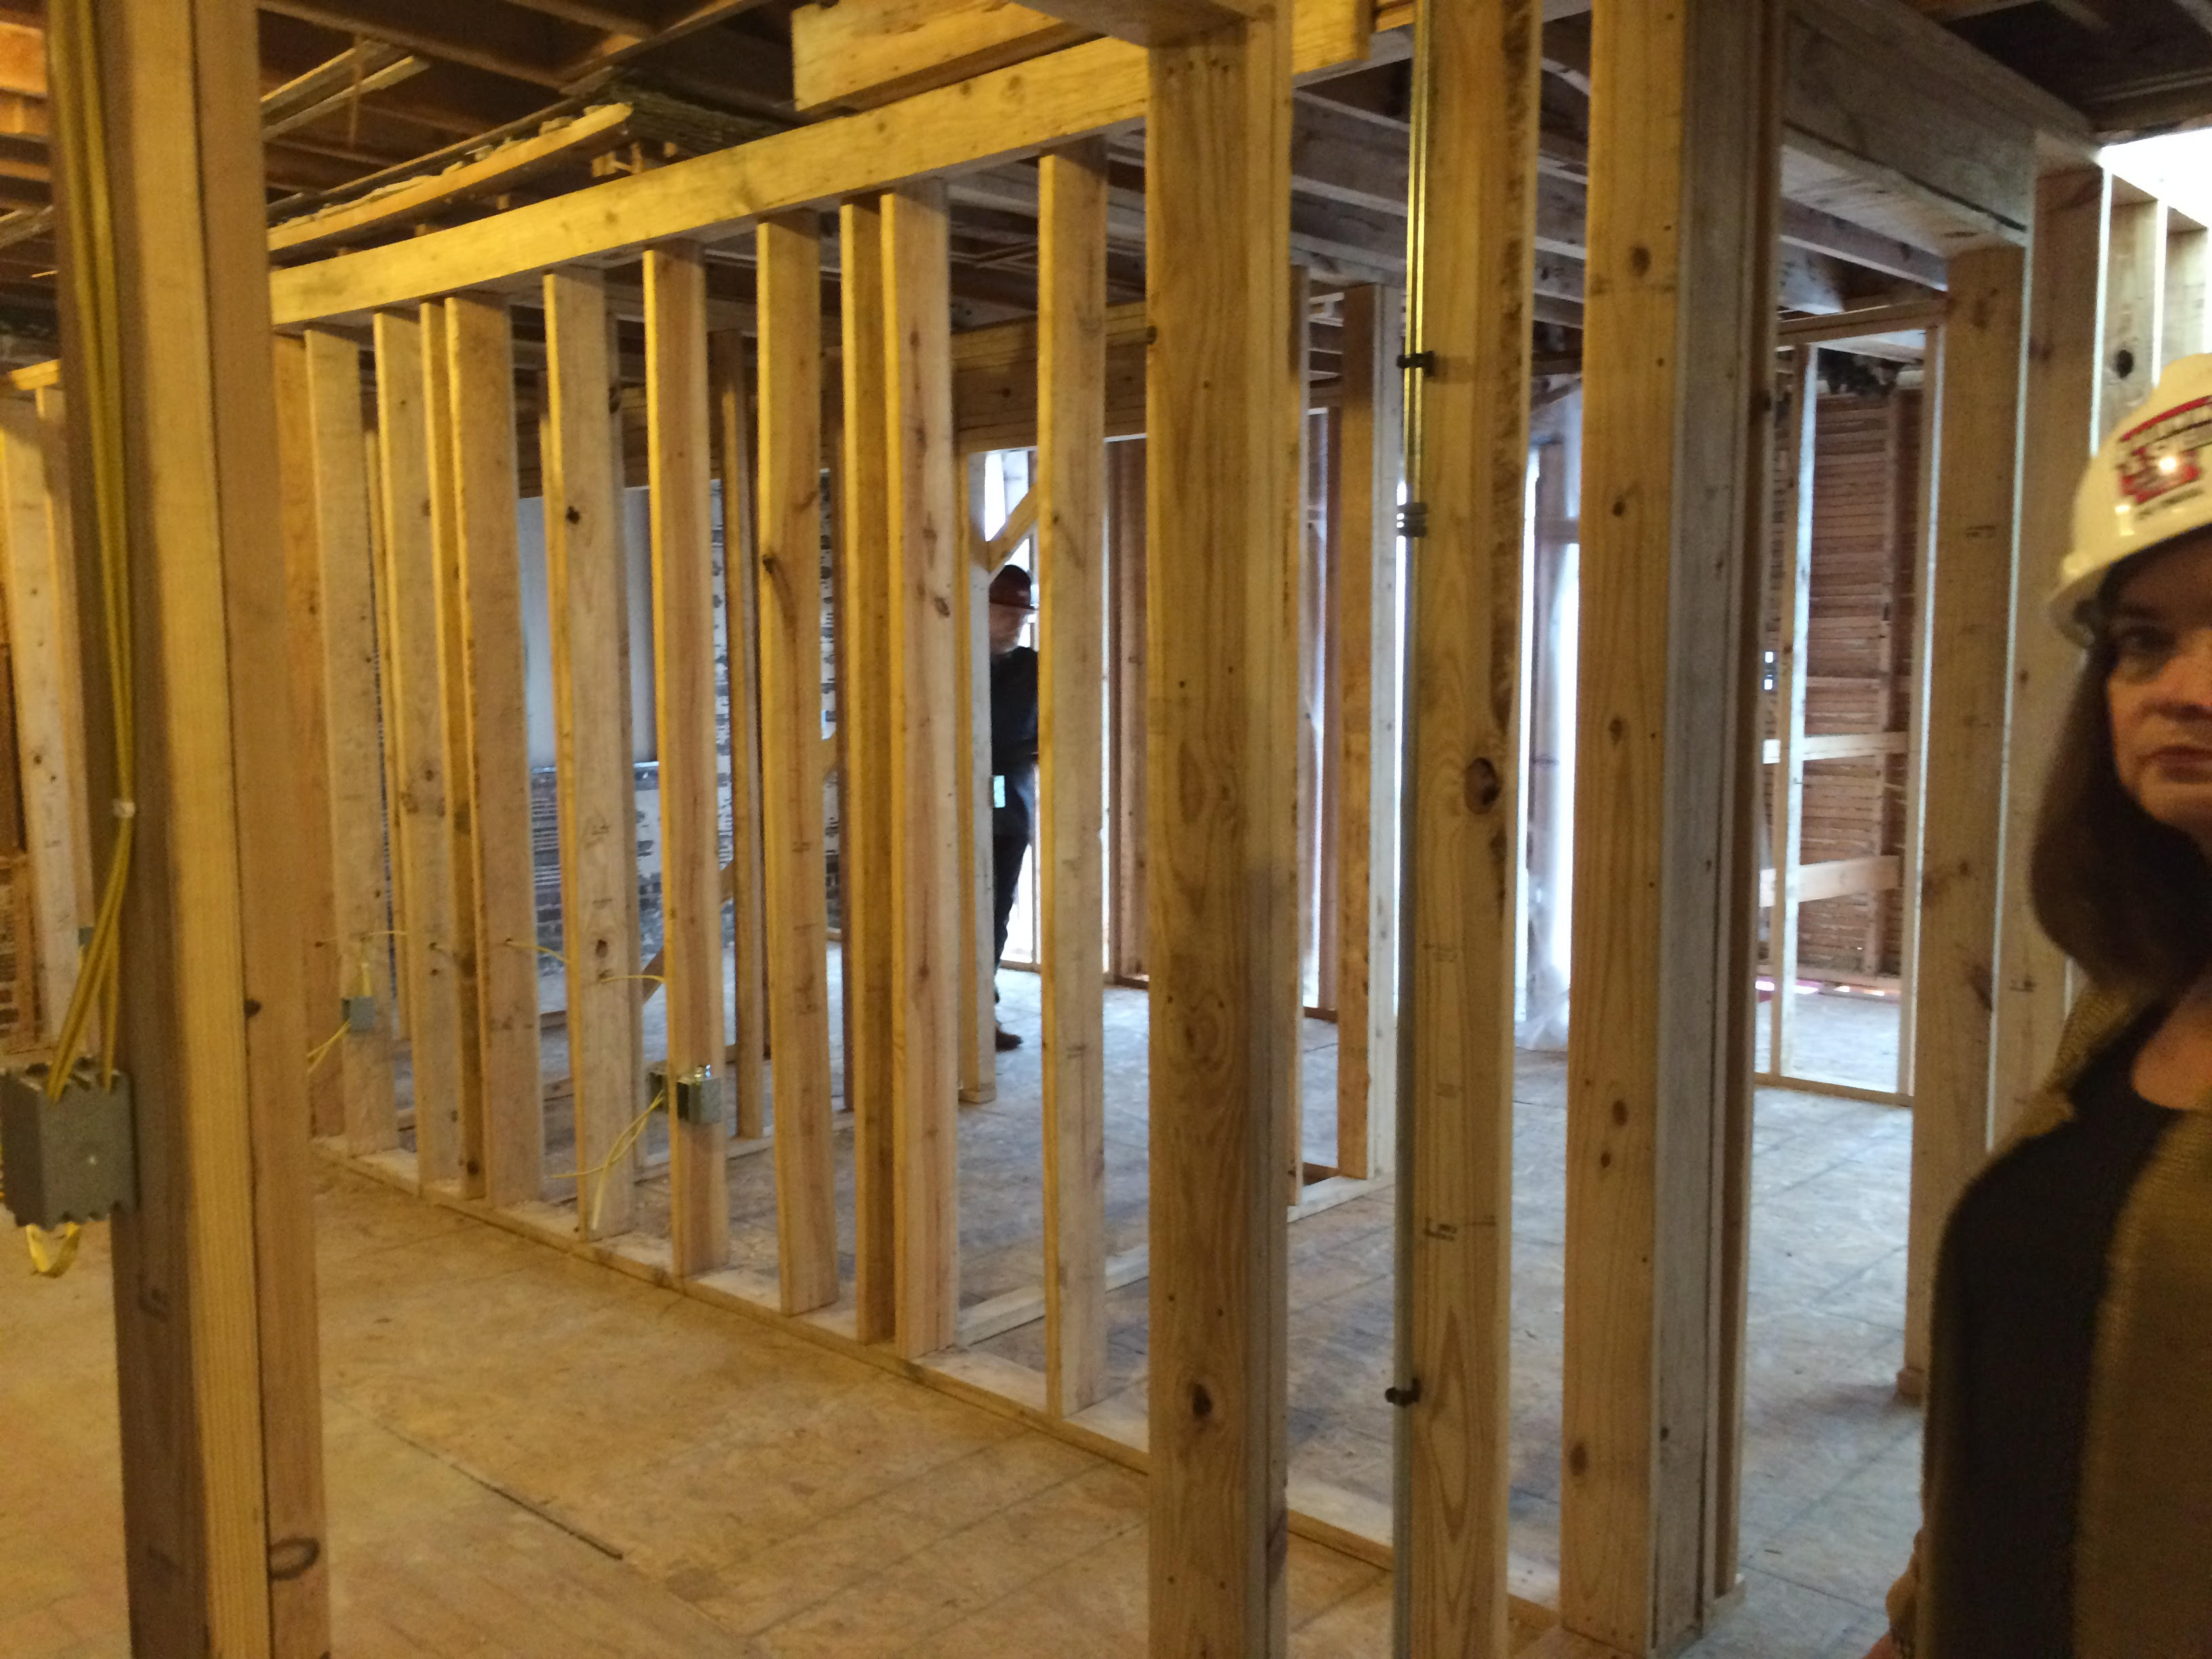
[2116,394,2212,513]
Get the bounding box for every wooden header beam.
[1024,0,1267,45]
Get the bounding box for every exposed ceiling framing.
[0,0,2194,362]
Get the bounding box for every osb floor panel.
[384,969,1909,1657]
[0,1170,1416,1658]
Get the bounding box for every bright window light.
[2102,130,2212,230]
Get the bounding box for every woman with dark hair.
[1871,356,2212,1659]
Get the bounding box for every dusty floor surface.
[8,983,1909,1656]
[0,1169,1405,1658]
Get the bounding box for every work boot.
[994,1024,1022,1052]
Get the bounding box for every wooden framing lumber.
[1284,260,1313,1207]
[710,330,770,1143]
[1895,353,1942,1103]
[791,0,1092,112]
[266,10,1385,331]
[1329,284,1397,1184]
[1999,176,2097,1141]
[373,306,468,1189]
[422,301,490,1195]
[981,487,1040,567]
[954,458,998,1106]
[1766,348,1816,1071]
[2102,198,2165,441]
[267,102,634,257]
[1994,171,2103,1143]
[645,241,732,1277]
[1106,438,1147,981]
[270,39,1153,325]
[1036,139,1109,1417]
[958,303,1151,453]
[792,0,1364,115]
[304,330,400,1155]
[272,340,342,1134]
[1756,854,1900,907]
[55,0,329,1641]
[882,180,963,1359]
[756,212,841,1314]
[1024,0,1267,45]
[2166,220,2209,371]
[368,415,412,1050]
[1902,241,2028,1389]
[539,268,644,1239]
[0,391,89,1051]
[836,198,899,1337]
[446,294,544,1207]
[1778,0,2085,254]
[1759,730,1906,762]
[1395,0,1535,1647]
[1776,300,1946,346]
[1561,0,1780,1648]
[1144,9,1294,1653]
[31,386,91,1040]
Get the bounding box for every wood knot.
[1191,1383,1212,1420]
[1465,757,1502,813]
[268,1536,321,1582]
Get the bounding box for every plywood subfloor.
[0,1166,1412,1658]
[398,962,1913,1657]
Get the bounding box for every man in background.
[986,563,1038,1051]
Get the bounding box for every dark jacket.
[989,644,1038,834]
[1889,987,2212,1658]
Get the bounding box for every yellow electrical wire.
[45,0,129,1103]
[548,1087,665,1235]
[304,1020,351,1074]
[19,0,132,1279]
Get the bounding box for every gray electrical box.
[647,1061,724,1128]
[0,1064,136,1230]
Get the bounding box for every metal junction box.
[0,1065,136,1230]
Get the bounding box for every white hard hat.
[2055,352,2212,642]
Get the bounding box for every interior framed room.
[1,0,2207,1654]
